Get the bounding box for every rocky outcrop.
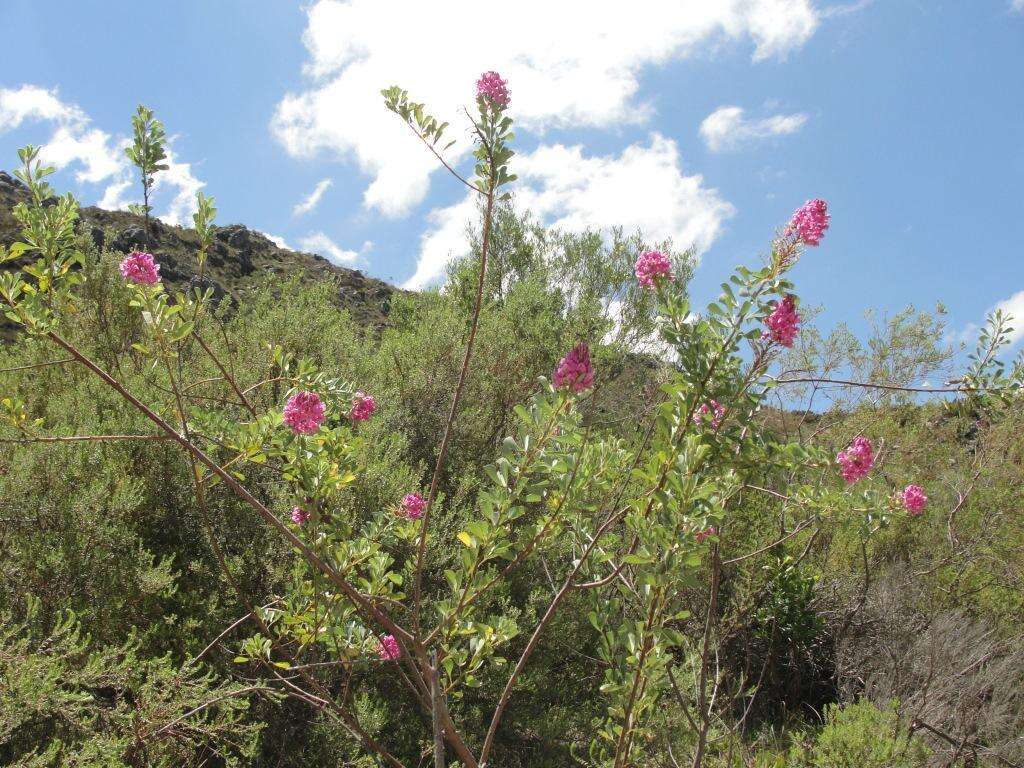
[0,170,401,330]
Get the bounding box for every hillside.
[0,170,398,330]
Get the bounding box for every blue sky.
[1,0,1022,354]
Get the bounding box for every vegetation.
[1,76,1022,768]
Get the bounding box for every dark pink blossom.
[762,295,801,347]
[837,436,874,483]
[377,634,401,661]
[553,343,594,393]
[693,400,726,430]
[634,250,673,288]
[788,199,830,246]
[401,493,426,520]
[695,526,717,544]
[349,392,376,422]
[291,506,310,525]
[476,71,510,107]
[119,251,160,285]
[283,391,326,435]
[901,484,927,516]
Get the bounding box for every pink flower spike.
[553,343,594,394]
[634,250,673,289]
[476,71,510,107]
[349,392,376,422]
[283,391,326,435]
[693,399,726,430]
[901,484,927,516]
[837,436,874,484]
[788,199,830,246]
[291,506,310,525]
[119,251,160,286]
[377,634,401,661]
[401,493,426,521]
[695,526,717,544]
[762,295,801,347]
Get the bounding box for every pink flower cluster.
[634,250,673,288]
[693,399,726,430]
[553,343,594,393]
[119,251,160,286]
[762,296,801,347]
[901,484,927,516]
[349,392,376,422]
[695,526,717,544]
[284,391,326,435]
[476,71,510,107]
[788,199,830,246]
[377,634,401,660]
[401,493,426,520]
[291,506,310,525]
[837,436,874,483]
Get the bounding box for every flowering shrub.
[634,249,673,288]
[283,390,326,434]
[118,250,160,285]
[763,294,801,347]
[378,634,402,661]
[4,74,1018,768]
[901,484,928,515]
[788,198,830,246]
[476,71,510,108]
[838,436,875,483]
[349,391,376,422]
[400,492,426,520]
[553,342,594,393]
[693,399,726,429]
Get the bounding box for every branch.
[403,120,480,195]
[772,376,986,394]
[0,357,75,373]
[411,169,496,632]
[0,434,173,444]
[45,330,416,648]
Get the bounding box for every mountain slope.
[0,170,399,330]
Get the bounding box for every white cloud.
[0,85,84,131]
[959,289,1024,352]
[262,232,291,249]
[292,177,333,216]
[404,133,733,290]
[154,146,205,227]
[272,0,819,218]
[993,290,1024,349]
[1011,0,1024,12]
[699,105,808,152]
[298,231,361,265]
[2,85,124,187]
[819,0,875,18]
[404,195,479,290]
[0,84,205,227]
[37,126,125,184]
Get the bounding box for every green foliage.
[0,598,262,766]
[124,105,168,225]
[798,700,930,768]
[1,81,1022,768]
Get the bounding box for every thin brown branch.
[0,357,75,373]
[0,433,173,444]
[411,172,495,633]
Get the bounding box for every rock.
[237,248,254,276]
[111,226,157,253]
[89,226,105,250]
[215,224,252,250]
[187,275,227,304]
[0,171,24,192]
